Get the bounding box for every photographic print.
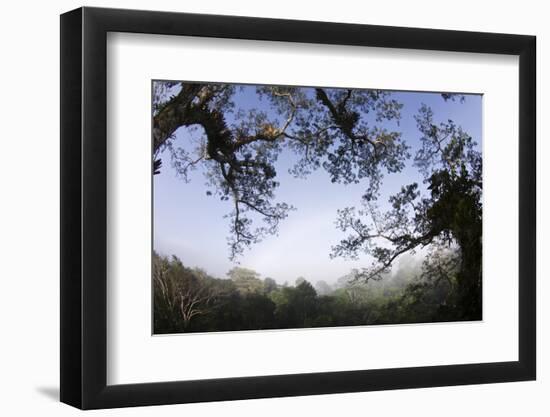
[152,81,482,334]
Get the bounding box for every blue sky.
[153,85,482,284]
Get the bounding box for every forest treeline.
[153,250,467,334]
[153,84,482,321]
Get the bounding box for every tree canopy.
[153,253,461,334]
[153,82,482,321]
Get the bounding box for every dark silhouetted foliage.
[152,82,482,329]
[153,252,470,334]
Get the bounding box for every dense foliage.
[153,252,465,334]
[153,82,482,327]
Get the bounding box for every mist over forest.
[153,246,463,334]
[152,81,482,333]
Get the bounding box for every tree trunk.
[454,220,482,320]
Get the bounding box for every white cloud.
[240,206,370,283]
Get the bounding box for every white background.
[0,0,547,416]
[108,33,518,384]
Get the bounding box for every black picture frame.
[60,6,536,410]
